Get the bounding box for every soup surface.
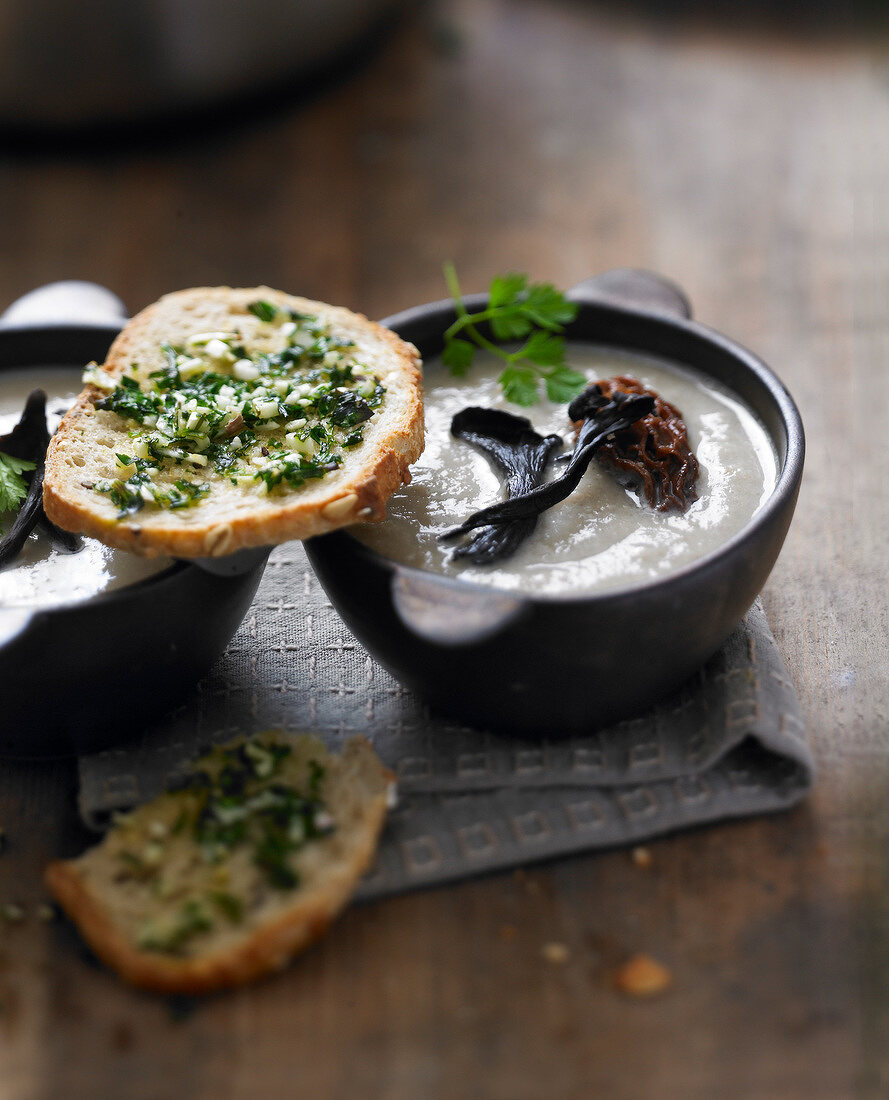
[356,346,777,595]
[0,367,172,608]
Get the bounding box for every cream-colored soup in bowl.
[356,346,777,596]
[304,271,804,735]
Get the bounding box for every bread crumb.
[631,846,652,868]
[541,941,570,965]
[613,953,672,996]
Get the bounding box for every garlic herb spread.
[111,737,333,955]
[88,300,385,517]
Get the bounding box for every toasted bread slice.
[45,734,392,994]
[43,286,423,557]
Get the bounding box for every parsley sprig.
[0,452,36,521]
[441,263,585,406]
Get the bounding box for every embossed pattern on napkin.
[78,544,813,900]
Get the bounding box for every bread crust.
[44,735,392,994]
[43,287,424,557]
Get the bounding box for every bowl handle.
[568,268,692,319]
[391,569,525,646]
[0,281,129,329]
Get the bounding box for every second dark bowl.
[305,270,805,735]
[0,284,269,756]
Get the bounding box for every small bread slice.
[45,734,392,994]
[43,286,423,557]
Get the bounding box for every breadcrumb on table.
[613,953,672,996]
[541,941,570,965]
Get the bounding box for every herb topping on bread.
[43,287,423,557]
[45,733,392,993]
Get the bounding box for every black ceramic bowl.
[305,269,805,735]
[0,283,268,756]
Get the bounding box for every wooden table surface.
[1,2,887,1097]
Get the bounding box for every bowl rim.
[312,289,805,607]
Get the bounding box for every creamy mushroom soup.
[356,346,777,595]
[0,367,172,608]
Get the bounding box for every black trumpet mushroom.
[440,388,655,564]
[0,390,82,568]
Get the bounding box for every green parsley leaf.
[499,365,539,407]
[441,336,475,376]
[544,365,588,404]
[518,330,567,367]
[522,282,578,328]
[442,263,582,405]
[487,272,527,310]
[247,300,279,322]
[490,307,534,342]
[207,890,244,924]
[0,452,36,514]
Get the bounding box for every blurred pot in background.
[0,0,400,129]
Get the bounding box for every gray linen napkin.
[77,544,813,900]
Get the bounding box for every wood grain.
[2,1,887,1096]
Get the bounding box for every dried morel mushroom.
[574,376,698,511]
